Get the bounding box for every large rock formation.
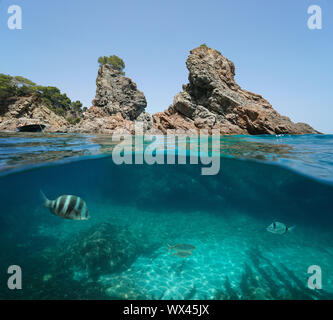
[153,46,319,135]
[0,95,69,132]
[71,106,136,134]
[0,48,319,135]
[80,64,152,132]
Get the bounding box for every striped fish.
[41,191,89,220]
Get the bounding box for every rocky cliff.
[1,47,319,135]
[153,46,318,135]
[73,64,152,134]
[0,94,69,132]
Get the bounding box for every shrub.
[67,117,81,125]
[98,55,125,74]
[53,107,66,117]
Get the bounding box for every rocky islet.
[0,46,319,135]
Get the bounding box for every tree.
[98,55,125,74]
[0,74,16,99]
[71,101,83,112]
[31,86,72,111]
[13,76,36,87]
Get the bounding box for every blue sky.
[0,0,332,133]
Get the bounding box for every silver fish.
[172,250,192,258]
[267,221,295,235]
[167,244,196,251]
[41,191,89,220]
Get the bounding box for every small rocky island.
[70,63,153,134]
[0,46,319,135]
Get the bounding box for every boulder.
[91,64,152,131]
[58,223,140,279]
[153,46,319,135]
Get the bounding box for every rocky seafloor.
[2,202,332,300]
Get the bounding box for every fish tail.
[288,225,296,232]
[40,190,50,207]
[167,244,173,251]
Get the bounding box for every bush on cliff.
[98,55,125,74]
[67,117,81,125]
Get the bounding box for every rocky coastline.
[0,46,319,135]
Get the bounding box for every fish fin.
[72,209,89,221]
[40,190,50,207]
[288,225,296,232]
[70,209,80,220]
[78,210,90,220]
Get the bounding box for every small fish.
[266,222,295,235]
[167,244,196,251]
[172,250,192,258]
[41,191,89,220]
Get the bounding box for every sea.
[0,132,332,300]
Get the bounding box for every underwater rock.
[103,276,149,300]
[43,274,53,282]
[57,222,140,279]
[153,45,319,135]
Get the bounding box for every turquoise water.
[0,133,332,300]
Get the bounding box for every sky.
[0,0,332,133]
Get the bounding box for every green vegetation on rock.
[67,117,81,125]
[98,55,125,74]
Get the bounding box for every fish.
[266,221,295,235]
[172,250,192,258]
[167,244,196,251]
[41,191,89,220]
